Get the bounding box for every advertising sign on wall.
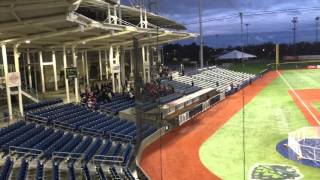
[8,72,21,87]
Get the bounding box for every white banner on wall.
[7,72,21,87]
[202,100,210,111]
[179,111,190,126]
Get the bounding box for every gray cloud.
[124,0,320,46]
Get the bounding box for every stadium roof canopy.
[0,0,195,51]
[217,50,257,60]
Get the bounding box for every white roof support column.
[118,0,122,25]
[81,52,85,79]
[39,51,46,93]
[52,51,58,91]
[140,8,148,29]
[158,48,162,64]
[130,49,134,79]
[116,47,121,93]
[146,46,150,83]
[109,46,116,92]
[13,44,24,116]
[85,50,89,86]
[107,4,111,24]
[63,46,70,103]
[1,44,12,120]
[120,49,126,86]
[141,46,146,82]
[105,49,109,80]
[26,49,32,89]
[98,50,103,81]
[22,53,27,88]
[113,5,118,25]
[72,46,79,103]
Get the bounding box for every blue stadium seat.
[96,140,112,156]
[82,165,91,180]
[68,165,76,180]
[96,165,106,180]
[0,157,13,180]
[109,166,121,179]
[17,159,29,180]
[83,139,102,162]
[123,168,135,180]
[52,163,60,180]
[35,161,44,180]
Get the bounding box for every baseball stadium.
[0,0,320,180]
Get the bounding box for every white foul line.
[277,70,320,125]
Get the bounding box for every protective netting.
[288,127,320,162]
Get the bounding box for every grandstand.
[98,94,135,114]
[0,121,134,179]
[25,101,156,142]
[0,0,197,179]
[2,1,319,180]
[173,66,256,93]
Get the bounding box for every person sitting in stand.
[87,92,96,109]
[128,88,134,99]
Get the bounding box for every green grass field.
[229,60,272,74]
[199,69,320,180]
[313,102,320,112]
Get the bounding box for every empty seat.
[35,161,44,180]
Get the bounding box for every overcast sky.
[137,0,320,47]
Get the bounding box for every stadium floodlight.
[292,17,298,57]
[292,17,298,44]
[245,23,250,46]
[198,0,204,69]
[316,16,320,42]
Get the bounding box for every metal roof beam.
[0,14,66,32]
[0,2,70,12]
[47,26,136,48]
[1,26,95,44]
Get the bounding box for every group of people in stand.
[80,80,135,109]
[81,82,112,109]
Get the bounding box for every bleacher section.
[157,80,201,104]
[23,98,63,112]
[159,92,184,104]
[173,67,256,94]
[161,80,201,95]
[26,103,156,143]
[0,121,137,179]
[98,94,135,114]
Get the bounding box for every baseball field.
[141,69,320,180]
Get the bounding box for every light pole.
[245,23,250,46]
[316,16,319,42]
[215,34,219,48]
[198,0,204,69]
[292,17,298,57]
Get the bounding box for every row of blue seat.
[100,99,135,114]
[0,122,133,166]
[0,158,136,180]
[159,92,184,104]
[17,159,29,180]
[36,161,44,180]
[96,93,135,113]
[82,165,91,180]
[161,80,201,95]
[68,165,76,180]
[24,98,63,111]
[27,104,156,142]
[0,157,13,180]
